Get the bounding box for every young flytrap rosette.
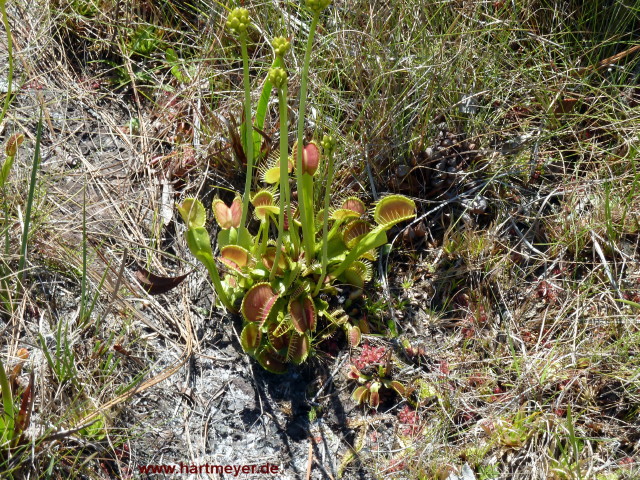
[176,3,416,373]
[347,350,407,409]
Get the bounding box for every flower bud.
[305,0,332,14]
[226,8,250,34]
[268,67,287,89]
[320,134,335,157]
[271,36,291,57]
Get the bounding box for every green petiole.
[271,84,290,281]
[295,13,320,265]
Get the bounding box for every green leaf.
[325,236,347,260]
[165,47,178,63]
[256,347,287,374]
[0,357,15,446]
[373,195,416,227]
[241,323,262,354]
[217,228,234,248]
[342,261,372,289]
[178,198,206,229]
[299,173,316,260]
[79,413,107,441]
[184,227,235,312]
[0,154,14,188]
[330,226,387,279]
[237,226,254,251]
[262,165,281,184]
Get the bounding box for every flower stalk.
[313,134,335,296]
[226,8,255,229]
[295,12,320,265]
[270,68,290,281]
[239,30,255,228]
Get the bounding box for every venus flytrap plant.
[348,348,406,409]
[177,4,416,373]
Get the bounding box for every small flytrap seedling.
[177,2,416,373]
[348,344,406,409]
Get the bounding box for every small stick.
[306,440,314,480]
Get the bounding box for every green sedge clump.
[177,3,416,374]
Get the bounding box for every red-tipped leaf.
[287,332,310,365]
[256,347,287,374]
[212,196,242,229]
[352,386,369,405]
[241,283,279,324]
[347,325,361,348]
[289,296,316,333]
[220,245,250,272]
[342,220,371,249]
[342,197,366,215]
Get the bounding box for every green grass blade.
[0,0,14,126]
[79,186,88,323]
[18,112,43,281]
